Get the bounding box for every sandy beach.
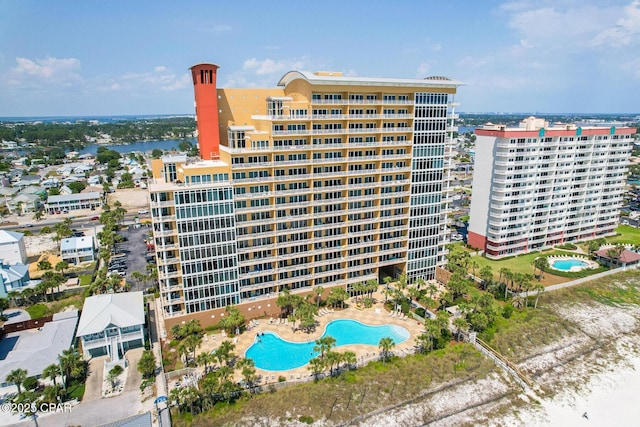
[342,277,640,427]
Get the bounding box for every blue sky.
[1,0,639,116]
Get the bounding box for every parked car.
[137,209,149,214]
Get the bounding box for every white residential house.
[10,192,41,214]
[87,175,102,186]
[73,164,93,175]
[41,178,60,189]
[0,230,27,265]
[76,292,146,360]
[59,185,74,196]
[1,140,18,149]
[60,236,95,265]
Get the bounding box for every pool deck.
[196,295,423,384]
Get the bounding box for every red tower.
[190,63,220,160]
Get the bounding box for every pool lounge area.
[197,299,423,384]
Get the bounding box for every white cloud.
[431,43,442,52]
[591,0,640,47]
[501,1,639,50]
[242,57,311,76]
[120,67,190,92]
[3,56,81,87]
[416,63,431,77]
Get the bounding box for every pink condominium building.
[468,116,635,259]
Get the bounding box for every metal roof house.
[60,236,95,265]
[0,230,27,265]
[76,292,146,360]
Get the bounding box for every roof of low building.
[60,236,94,252]
[76,292,145,337]
[0,262,29,282]
[0,230,23,244]
[47,191,101,203]
[0,310,79,386]
[595,248,640,263]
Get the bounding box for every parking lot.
[112,225,154,293]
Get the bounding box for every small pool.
[551,258,589,271]
[245,319,410,371]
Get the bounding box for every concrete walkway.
[83,356,107,401]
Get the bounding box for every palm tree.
[42,363,61,387]
[313,336,336,359]
[479,265,493,290]
[169,387,184,415]
[196,352,211,373]
[308,357,325,380]
[7,290,21,307]
[184,334,203,365]
[383,276,393,302]
[366,279,378,299]
[6,368,28,394]
[606,244,625,267]
[42,384,64,404]
[378,337,395,363]
[503,270,514,298]
[469,260,479,277]
[236,358,257,392]
[55,260,69,277]
[215,340,235,367]
[58,348,84,387]
[533,257,549,280]
[422,319,442,352]
[313,285,324,307]
[341,350,357,371]
[533,283,545,309]
[453,317,469,342]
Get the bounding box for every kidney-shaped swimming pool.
[244,319,410,371]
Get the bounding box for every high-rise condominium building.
[468,116,634,259]
[149,63,461,327]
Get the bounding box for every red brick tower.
[190,63,220,160]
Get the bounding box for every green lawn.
[79,274,93,286]
[607,225,640,245]
[67,380,85,400]
[470,249,563,278]
[25,303,50,319]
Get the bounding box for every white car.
[137,209,149,214]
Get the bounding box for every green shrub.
[502,304,514,319]
[23,376,39,391]
[400,300,410,314]
[415,307,426,318]
[278,376,286,382]
[557,243,578,250]
[299,415,314,424]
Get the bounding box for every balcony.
[231,161,273,169]
[150,200,174,208]
[158,270,180,280]
[154,228,177,238]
